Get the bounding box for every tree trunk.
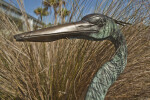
[60,1,63,24]
[40,15,43,22]
[62,17,65,24]
[54,7,57,25]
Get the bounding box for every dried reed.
[0,0,149,100]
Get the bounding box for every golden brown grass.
[106,24,150,100]
[0,0,150,100]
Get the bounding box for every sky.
[3,0,97,24]
[4,0,44,22]
[4,0,81,24]
[4,0,47,24]
[3,0,145,25]
[24,0,43,18]
[4,0,115,24]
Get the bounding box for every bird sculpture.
[14,13,127,100]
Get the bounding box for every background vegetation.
[0,0,150,100]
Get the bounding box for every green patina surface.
[90,19,119,39]
[85,17,127,100]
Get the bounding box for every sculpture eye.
[96,18,106,27]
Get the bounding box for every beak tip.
[14,34,23,41]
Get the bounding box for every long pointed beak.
[14,21,99,42]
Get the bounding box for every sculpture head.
[14,14,120,42]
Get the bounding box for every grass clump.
[0,0,150,100]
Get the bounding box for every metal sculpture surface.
[14,14,127,100]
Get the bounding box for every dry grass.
[106,24,150,100]
[0,0,150,100]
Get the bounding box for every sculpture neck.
[110,31,127,75]
[85,31,127,100]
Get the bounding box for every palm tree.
[59,8,70,23]
[43,0,60,25]
[58,0,66,23]
[34,7,49,22]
